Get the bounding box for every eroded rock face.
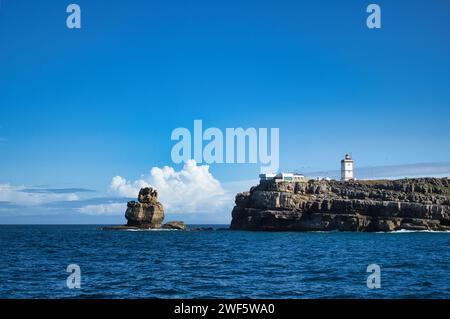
[119,187,187,230]
[230,178,450,232]
[125,187,165,228]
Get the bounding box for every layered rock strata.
[230,178,450,232]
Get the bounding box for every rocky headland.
[103,187,186,231]
[230,177,450,232]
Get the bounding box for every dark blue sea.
[0,225,449,299]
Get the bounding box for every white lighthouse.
[341,154,354,181]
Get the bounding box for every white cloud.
[110,176,148,197]
[110,160,229,214]
[0,184,79,205]
[78,203,124,215]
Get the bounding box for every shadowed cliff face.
[230,178,450,232]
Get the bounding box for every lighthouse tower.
[341,154,354,181]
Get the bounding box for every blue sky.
[0,0,449,224]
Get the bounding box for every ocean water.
[0,225,449,299]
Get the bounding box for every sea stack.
[125,187,165,228]
[103,187,186,230]
[230,177,450,232]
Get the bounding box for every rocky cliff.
[230,178,450,232]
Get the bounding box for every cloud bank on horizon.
[109,159,229,215]
[0,184,79,205]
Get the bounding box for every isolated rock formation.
[103,187,186,230]
[126,187,165,228]
[230,178,450,232]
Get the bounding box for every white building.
[259,172,306,182]
[275,173,305,182]
[259,173,276,181]
[341,154,354,181]
[291,174,306,182]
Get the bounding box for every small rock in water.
[162,221,187,230]
[191,227,214,231]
